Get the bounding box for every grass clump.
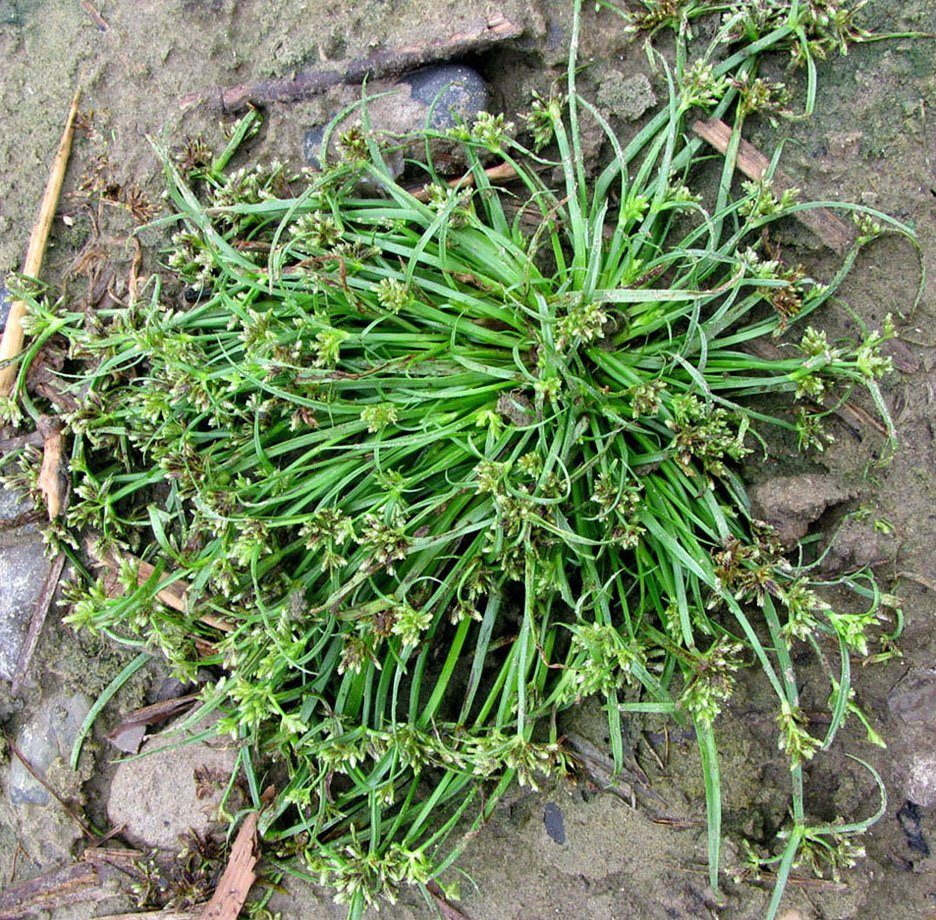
[4,1,917,916]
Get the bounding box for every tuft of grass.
[3,1,917,916]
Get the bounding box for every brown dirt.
[2,1,936,918]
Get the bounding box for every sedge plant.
[2,1,917,917]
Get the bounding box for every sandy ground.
[1,1,935,918]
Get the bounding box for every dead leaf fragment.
[197,787,274,920]
[36,414,67,520]
[105,693,200,754]
[0,862,100,919]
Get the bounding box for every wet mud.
[1,1,936,918]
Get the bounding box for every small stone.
[9,690,92,805]
[0,283,11,333]
[748,473,856,548]
[596,71,656,122]
[908,753,936,807]
[888,669,936,726]
[303,64,489,178]
[108,722,146,755]
[544,801,566,844]
[397,64,489,130]
[0,489,50,683]
[107,718,240,851]
[896,800,930,855]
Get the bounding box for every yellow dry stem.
[0,86,81,396]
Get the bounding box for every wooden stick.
[692,117,855,256]
[10,550,66,696]
[89,541,236,633]
[411,161,518,202]
[0,87,81,396]
[94,913,199,920]
[179,14,522,113]
[196,813,258,920]
[197,786,273,920]
[0,862,101,920]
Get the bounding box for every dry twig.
[426,880,472,920]
[411,161,518,202]
[80,0,109,31]
[197,786,274,920]
[0,862,101,920]
[10,550,66,695]
[36,414,67,519]
[95,914,199,920]
[692,118,855,255]
[89,542,235,632]
[179,14,522,113]
[0,87,81,396]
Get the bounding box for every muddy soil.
[1,1,936,918]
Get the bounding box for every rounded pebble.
[544,801,566,844]
[303,63,489,172]
[908,753,936,808]
[9,691,92,805]
[397,64,489,130]
[0,284,11,333]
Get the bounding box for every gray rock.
[0,283,11,333]
[597,71,657,122]
[9,690,92,805]
[889,668,936,725]
[907,753,936,808]
[397,64,489,130]
[303,64,490,178]
[748,473,856,548]
[107,718,239,851]
[544,801,566,844]
[0,489,49,682]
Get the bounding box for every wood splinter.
[197,786,275,920]
[179,13,523,113]
[89,540,236,634]
[692,117,855,256]
[36,414,67,520]
[0,87,80,397]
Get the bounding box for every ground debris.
[9,548,66,695]
[0,88,81,396]
[564,730,672,817]
[105,693,200,755]
[426,879,471,920]
[693,117,855,255]
[0,857,134,920]
[197,786,273,920]
[180,13,526,113]
[95,914,198,920]
[748,473,857,549]
[35,415,67,520]
[90,542,235,633]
